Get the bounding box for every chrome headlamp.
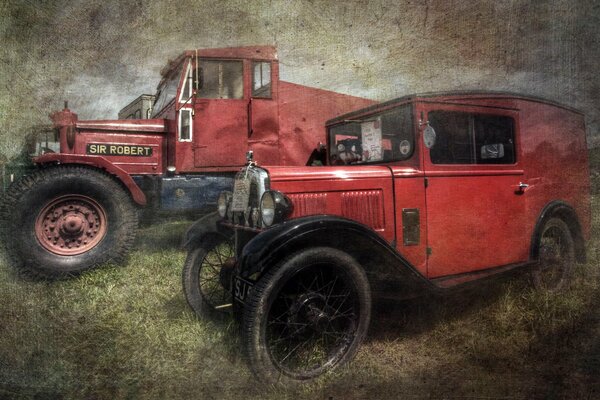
[260,190,293,227]
[217,191,232,218]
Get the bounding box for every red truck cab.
[182,91,591,383]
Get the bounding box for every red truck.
[0,46,373,278]
[182,92,591,383]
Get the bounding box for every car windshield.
[328,104,414,165]
[151,62,184,117]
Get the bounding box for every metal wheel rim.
[35,194,108,256]
[198,238,234,310]
[265,263,360,379]
[538,224,571,289]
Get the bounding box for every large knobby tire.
[242,247,371,384]
[182,233,235,320]
[0,165,138,279]
[532,217,575,292]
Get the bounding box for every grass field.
[1,154,599,399]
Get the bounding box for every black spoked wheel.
[532,218,575,292]
[243,247,371,384]
[182,233,235,320]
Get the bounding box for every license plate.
[233,276,254,304]
[231,178,250,212]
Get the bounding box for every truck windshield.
[328,104,414,165]
[151,62,184,117]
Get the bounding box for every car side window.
[428,111,515,165]
[474,114,515,164]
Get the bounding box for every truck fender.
[238,215,439,295]
[182,211,226,250]
[33,153,147,206]
[530,200,586,263]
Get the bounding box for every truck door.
[193,59,248,167]
[421,104,528,279]
[248,60,280,164]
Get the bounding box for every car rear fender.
[531,200,586,263]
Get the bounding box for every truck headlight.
[260,190,293,227]
[217,191,232,218]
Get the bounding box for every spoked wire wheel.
[532,218,575,292]
[182,233,235,319]
[243,247,371,384]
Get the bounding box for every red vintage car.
[182,91,591,383]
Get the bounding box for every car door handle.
[513,182,529,195]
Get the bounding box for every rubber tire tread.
[182,233,233,321]
[0,165,138,279]
[241,247,371,385]
[532,217,575,292]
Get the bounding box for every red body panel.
[277,82,375,167]
[72,120,166,175]
[390,167,428,276]
[517,100,591,241]
[268,166,396,243]
[192,99,249,167]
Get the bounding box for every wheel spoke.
[190,236,234,311]
[262,260,363,378]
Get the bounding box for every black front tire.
[0,165,138,279]
[532,217,575,292]
[242,247,371,384]
[182,233,235,320]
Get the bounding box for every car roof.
[326,90,583,125]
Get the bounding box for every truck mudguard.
[33,153,147,205]
[236,215,439,295]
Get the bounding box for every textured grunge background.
[0,0,599,157]
[1,1,599,399]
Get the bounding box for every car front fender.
[181,211,225,249]
[238,215,439,297]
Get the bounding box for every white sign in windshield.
[361,118,383,162]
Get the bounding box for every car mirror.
[423,125,436,148]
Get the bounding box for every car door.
[421,103,529,278]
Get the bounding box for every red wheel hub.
[35,195,108,256]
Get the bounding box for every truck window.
[179,62,193,102]
[197,60,243,99]
[179,109,192,141]
[252,61,271,98]
[328,104,414,165]
[429,111,515,164]
[152,63,184,117]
